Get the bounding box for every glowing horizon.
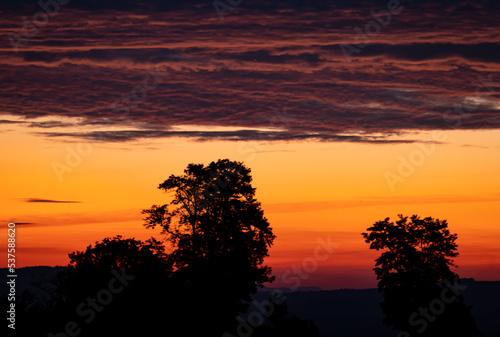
[1,0,500,290]
[1,125,499,289]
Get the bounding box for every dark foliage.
[362,214,481,337]
[142,159,276,335]
[5,160,318,337]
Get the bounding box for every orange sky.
[1,0,500,292]
[1,123,499,289]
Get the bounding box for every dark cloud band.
[1,0,499,143]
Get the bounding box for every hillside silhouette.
[2,267,499,336]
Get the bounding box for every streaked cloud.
[1,0,499,143]
[25,198,82,203]
[1,222,35,226]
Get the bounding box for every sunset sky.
[1,0,499,290]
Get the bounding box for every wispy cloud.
[25,198,82,203]
[0,119,26,125]
[1,222,35,226]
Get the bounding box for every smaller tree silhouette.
[66,236,172,336]
[30,236,172,337]
[362,214,459,290]
[362,214,480,337]
[68,235,169,271]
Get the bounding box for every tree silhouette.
[142,159,276,336]
[362,214,481,337]
[19,236,173,337]
[10,160,321,337]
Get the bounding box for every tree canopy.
[362,214,480,336]
[142,159,276,335]
[142,159,275,284]
[68,235,170,272]
[362,214,458,290]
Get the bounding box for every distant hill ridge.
[2,267,499,337]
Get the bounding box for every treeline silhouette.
[2,159,483,337]
[6,159,320,337]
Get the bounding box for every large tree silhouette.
[142,159,276,336]
[362,214,480,337]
